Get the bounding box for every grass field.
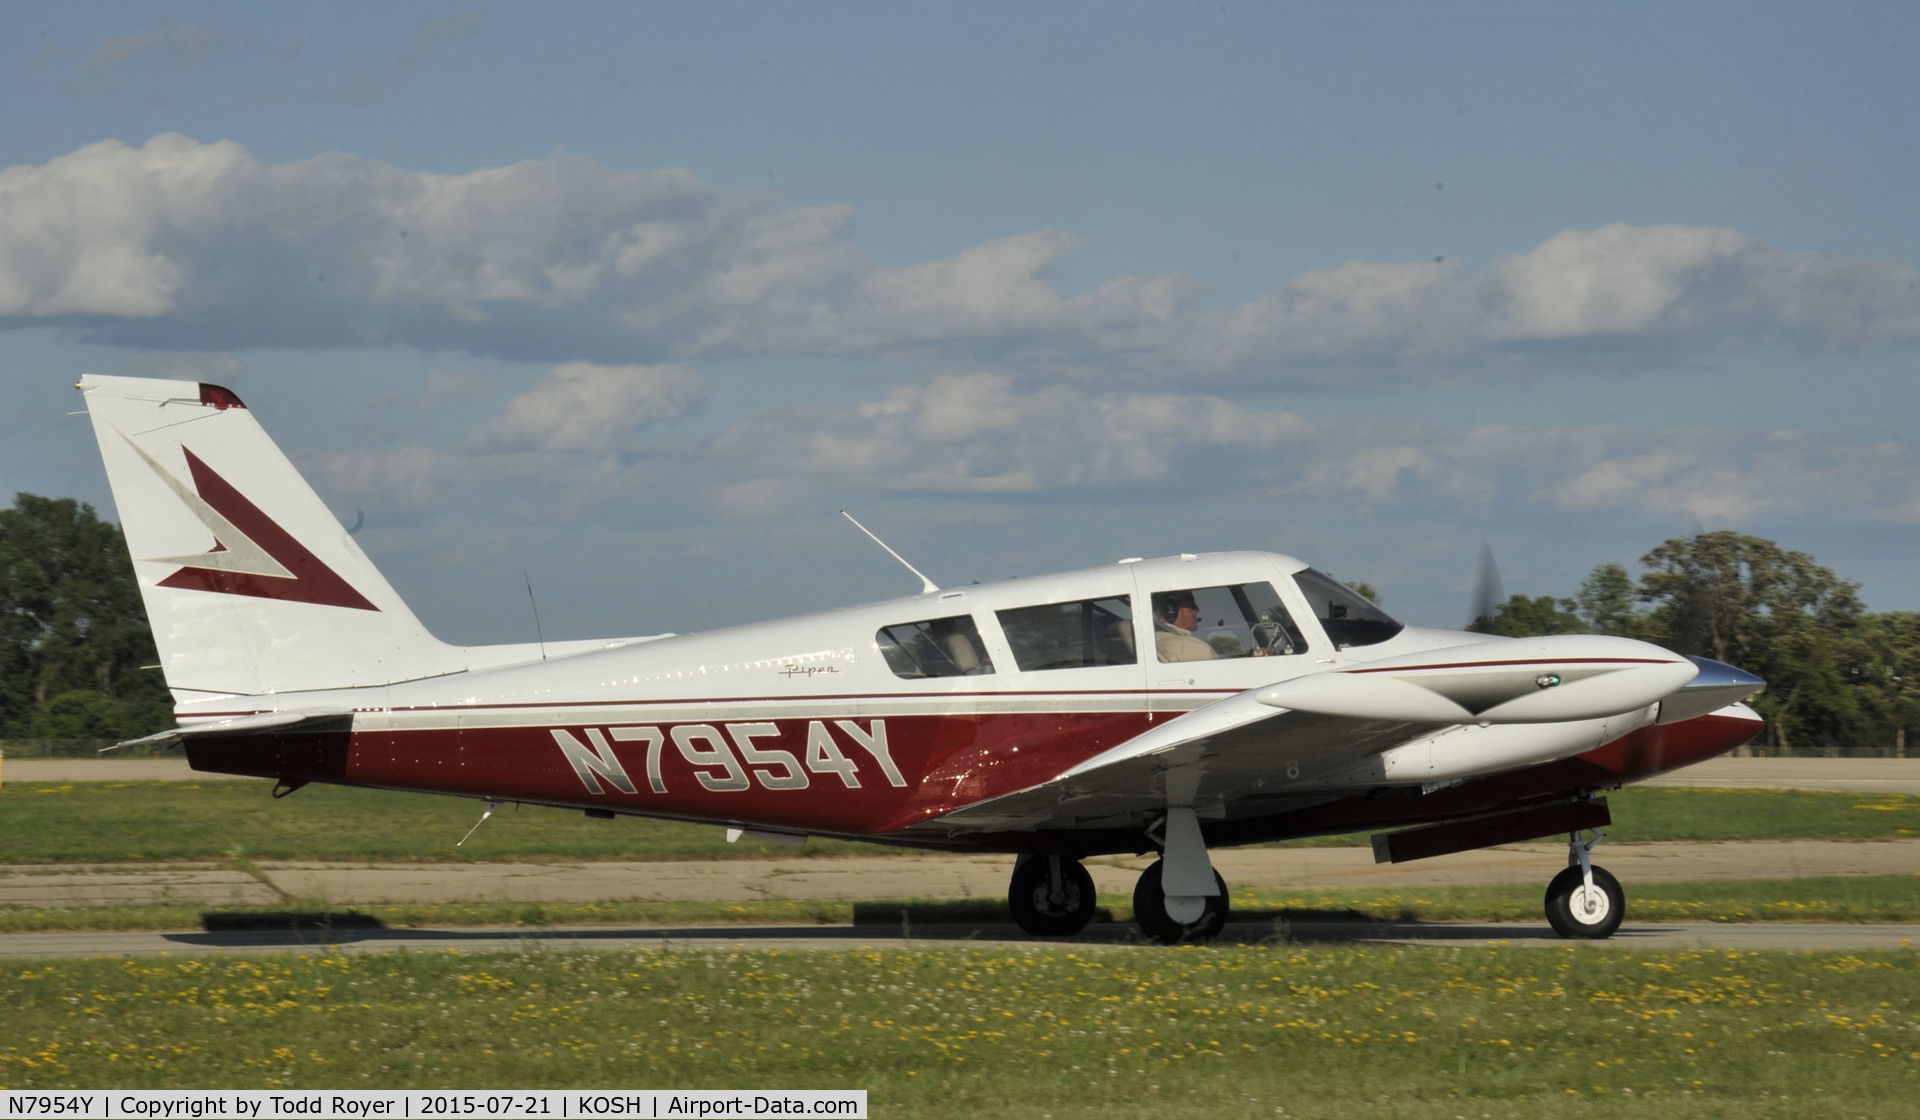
[3,874,1916,934]
[1,781,1916,865]
[2,944,1915,1117]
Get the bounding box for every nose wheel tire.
[1008,855,1098,936]
[1544,864,1625,939]
[1132,859,1230,944]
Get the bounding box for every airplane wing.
[905,635,1701,837]
[904,688,1435,835]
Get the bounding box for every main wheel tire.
[1007,855,1098,936]
[1544,864,1625,939]
[1132,859,1230,945]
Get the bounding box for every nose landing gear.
[1545,828,1625,939]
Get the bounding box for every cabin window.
[1149,582,1308,663]
[875,614,996,678]
[995,596,1137,672]
[1291,568,1405,649]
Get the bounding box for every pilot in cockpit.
[1152,590,1216,662]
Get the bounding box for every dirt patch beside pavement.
[0,758,249,782]
[1643,756,1920,793]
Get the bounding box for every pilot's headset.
[1155,591,1195,623]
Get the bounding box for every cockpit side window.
[875,615,996,679]
[1150,582,1308,663]
[1291,568,1405,649]
[995,596,1136,672]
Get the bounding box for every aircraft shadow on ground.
[172,906,1601,949]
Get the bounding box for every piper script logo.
[120,431,378,612]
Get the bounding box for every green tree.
[1575,561,1644,636]
[1468,593,1586,637]
[0,493,173,738]
[1636,531,1864,754]
[1845,611,1920,758]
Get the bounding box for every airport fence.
[0,738,169,759]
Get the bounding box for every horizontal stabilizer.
[109,708,355,752]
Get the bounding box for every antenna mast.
[840,511,939,594]
[524,570,548,660]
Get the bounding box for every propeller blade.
[1470,541,1505,628]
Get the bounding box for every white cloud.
[314,370,1920,554]
[465,362,706,454]
[842,232,1204,354]
[1178,223,1920,384]
[310,442,462,510]
[0,135,846,358]
[1288,423,1920,528]
[715,373,1303,493]
[292,369,1920,640]
[697,380,1920,533]
[5,137,1920,385]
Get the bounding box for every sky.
[3,2,1918,645]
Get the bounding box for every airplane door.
[1136,565,1319,723]
[1135,566,1192,724]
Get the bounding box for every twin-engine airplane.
[81,374,1766,943]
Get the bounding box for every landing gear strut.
[1545,828,1625,939]
[1007,854,1098,936]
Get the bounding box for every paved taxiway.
[2,919,1914,960]
[6,839,1918,909]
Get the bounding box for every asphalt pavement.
[2,919,1914,961]
[6,840,1917,909]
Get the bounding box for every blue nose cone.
[1684,655,1766,693]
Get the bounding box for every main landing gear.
[1545,828,1625,939]
[1007,854,1099,936]
[1007,805,1234,944]
[1003,853,1234,943]
[1131,859,1229,944]
[1130,804,1229,943]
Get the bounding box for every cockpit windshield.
[1291,568,1404,649]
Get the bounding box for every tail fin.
[79,375,460,699]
